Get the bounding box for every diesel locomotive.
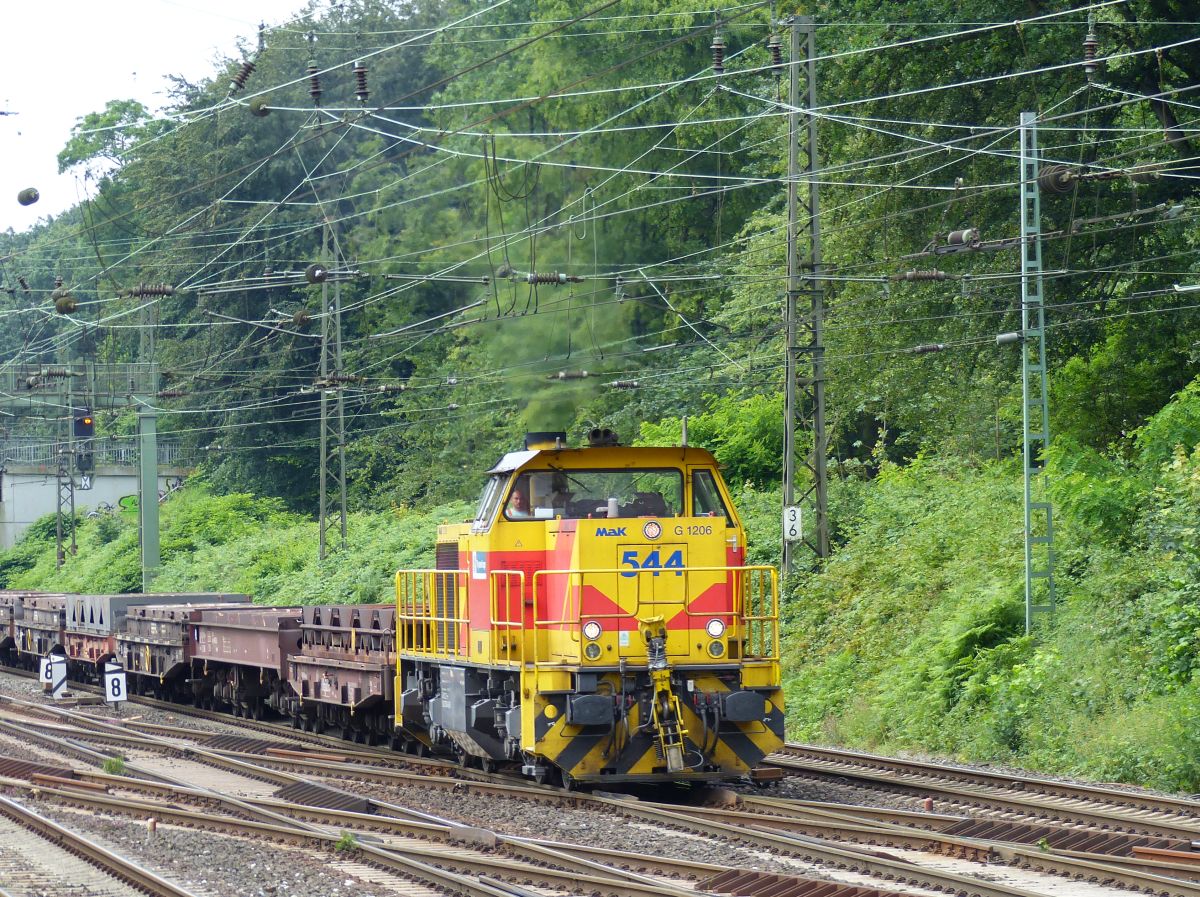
[395,430,784,786]
[0,431,783,788]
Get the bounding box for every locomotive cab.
[395,433,783,785]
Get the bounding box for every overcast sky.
[1,0,310,233]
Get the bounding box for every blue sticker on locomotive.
[472,551,487,580]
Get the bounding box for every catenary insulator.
[767,33,783,68]
[447,403,460,410]
[893,269,948,282]
[52,289,77,314]
[608,379,639,389]
[910,343,946,354]
[307,60,322,105]
[292,310,311,327]
[1038,164,1077,194]
[353,61,369,104]
[17,187,39,206]
[1083,28,1099,81]
[710,34,725,75]
[157,389,186,398]
[305,263,328,284]
[946,228,980,246]
[1128,168,1161,185]
[229,60,256,95]
[17,276,29,294]
[525,271,582,284]
[249,96,271,117]
[550,370,590,380]
[126,283,175,297]
[377,383,406,393]
[996,331,1023,346]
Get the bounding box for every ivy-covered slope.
[783,377,1200,792]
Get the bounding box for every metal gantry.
[1019,112,1056,632]
[783,16,830,574]
[318,221,348,560]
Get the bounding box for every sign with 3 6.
[783,506,803,543]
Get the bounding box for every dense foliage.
[3,1,1199,790]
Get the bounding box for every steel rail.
[770,750,1200,839]
[776,743,1200,819]
[0,795,201,897]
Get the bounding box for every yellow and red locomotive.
[395,431,784,786]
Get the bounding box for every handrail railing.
[0,435,191,467]
[488,570,525,667]
[395,564,778,670]
[395,569,469,660]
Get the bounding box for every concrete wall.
[0,464,191,549]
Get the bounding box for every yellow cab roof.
[487,445,720,475]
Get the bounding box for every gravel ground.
[0,668,296,741]
[27,800,390,897]
[336,777,851,876]
[738,774,935,813]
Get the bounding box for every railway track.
[767,743,1200,837]
[0,794,201,897]
[9,671,1200,897]
[7,702,1198,897]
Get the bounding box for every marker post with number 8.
[783,505,803,543]
[103,661,127,708]
[41,655,68,699]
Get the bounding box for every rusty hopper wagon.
[65,593,250,679]
[116,598,253,698]
[0,591,43,666]
[285,604,397,742]
[191,607,301,719]
[14,595,68,668]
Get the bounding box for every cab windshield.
[472,475,506,532]
[504,468,683,520]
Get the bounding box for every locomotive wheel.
[481,758,497,774]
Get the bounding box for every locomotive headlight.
[708,640,725,658]
[705,618,726,639]
[583,620,603,641]
[584,642,602,660]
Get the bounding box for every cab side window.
[692,470,732,521]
